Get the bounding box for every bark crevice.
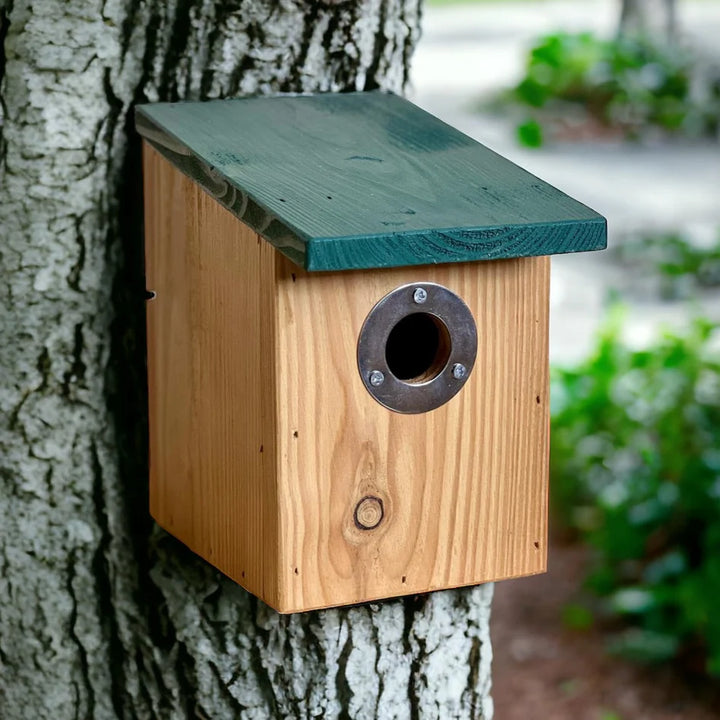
[90,441,128,719]
[66,548,96,720]
[0,0,11,168]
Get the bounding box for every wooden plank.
[136,92,606,271]
[143,143,281,607]
[273,253,550,612]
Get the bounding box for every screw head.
[452,363,467,380]
[413,287,428,304]
[369,370,385,387]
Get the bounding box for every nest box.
[136,92,606,613]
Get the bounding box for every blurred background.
[409,1,720,717]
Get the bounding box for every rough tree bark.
[0,1,493,718]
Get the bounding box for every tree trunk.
[618,0,677,40]
[0,1,493,718]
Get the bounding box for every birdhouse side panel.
[143,144,282,606]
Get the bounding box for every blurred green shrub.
[512,31,720,145]
[551,310,720,673]
[614,231,720,299]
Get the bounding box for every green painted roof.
[136,92,606,271]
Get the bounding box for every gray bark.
[618,0,678,39]
[0,1,493,719]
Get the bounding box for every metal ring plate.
[357,282,478,414]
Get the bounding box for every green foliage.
[512,31,720,146]
[615,231,720,299]
[517,118,544,147]
[551,310,720,673]
[562,602,594,631]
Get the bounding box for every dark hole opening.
[385,313,451,383]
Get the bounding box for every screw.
[369,370,385,387]
[413,287,427,304]
[452,363,467,380]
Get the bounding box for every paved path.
[409,0,720,362]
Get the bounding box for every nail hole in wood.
[534,541,540,549]
[259,444,263,453]
[354,496,384,530]
[241,571,245,578]
[294,568,298,575]
[291,273,296,282]
[145,290,157,300]
[536,395,541,404]
[401,576,407,584]
[293,430,298,438]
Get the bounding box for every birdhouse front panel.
[138,92,605,613]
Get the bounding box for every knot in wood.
[354,496,384,530]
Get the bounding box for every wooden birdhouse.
[136,92,606,613]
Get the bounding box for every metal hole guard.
[357,283,478,414]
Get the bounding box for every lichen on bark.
[0,1,493,718]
